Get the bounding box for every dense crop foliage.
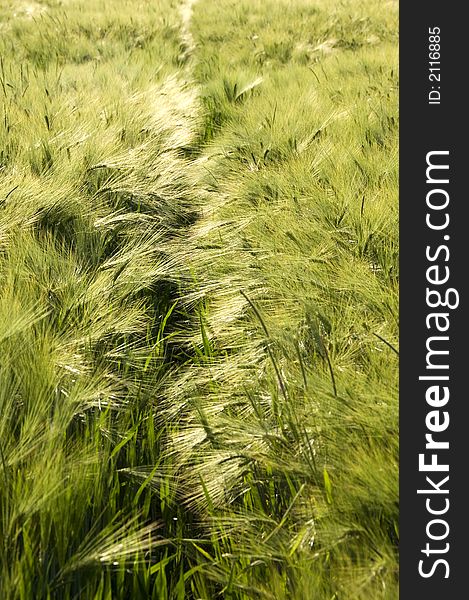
[0,0,398,598]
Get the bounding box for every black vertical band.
[400,2,467,596]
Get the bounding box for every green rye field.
[0,0,398,598]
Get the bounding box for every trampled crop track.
[179,0,199,65]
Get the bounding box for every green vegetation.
[0,0,398,598]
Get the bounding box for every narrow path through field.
[179,0,198,66]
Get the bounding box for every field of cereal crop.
[0,1,398,597]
